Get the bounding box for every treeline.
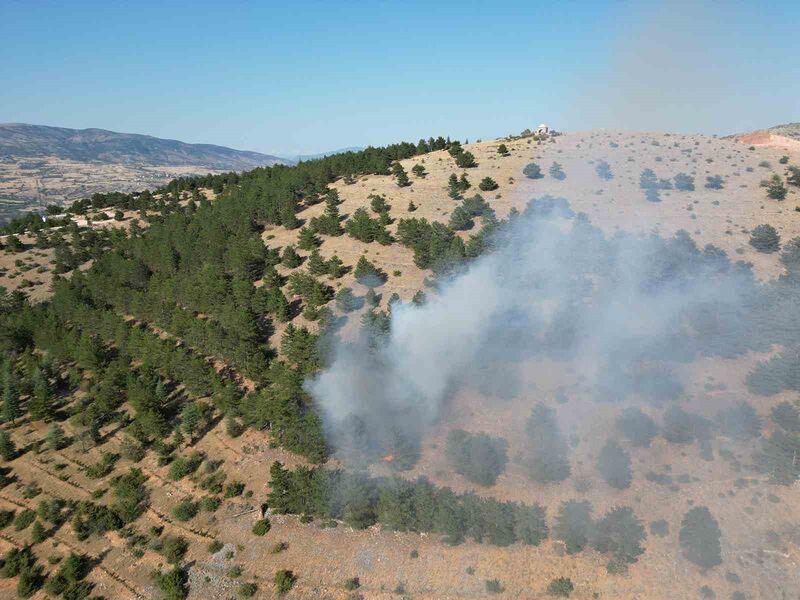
[267,462,647,572]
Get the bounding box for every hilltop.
[0,129,799,599]
[0,124,287,219]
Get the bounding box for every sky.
[1,0,798,157]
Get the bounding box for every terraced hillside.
[0,130,799,599]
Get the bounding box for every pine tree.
[554,500,593,554]
[679,506,722,568]
[326,255,345,278]
[2,370,21,425]
[281,246,302,268]
[392,163,411,187]
[307,249,329,276]
[766,174,787,200]
[497,144,509,156]
[750,224,781,253]
[549,162,566,180]
[411,164,426,178]
[447,174,461,199]
[478,177,498,191]
[297,226,320,250]
[523,163,543,179]
[524,404,570,483]
[596,440,632,489]
[0,431,16,460]
[455,150,476,168]
[354,256,386,287]
[787,166,800,187]
[28,369,51,422]
[46,423,67,451]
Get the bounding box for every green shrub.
[485,579,504,593]
[749,224,781,253]
[547,577,574,597]
[252,518,271,536]
[445,429,508,486]
[274,569,296,595]
[679,506,722,568]
[344,577,360,590]
[14,509,36,531]
[523,163,543,179]
[478,177,498,191]
[172,499,199,522]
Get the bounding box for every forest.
[0,131,799,599]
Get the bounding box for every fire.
[382,453,395,463]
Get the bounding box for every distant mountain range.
[0,124,291,218]
[0,123,286,170]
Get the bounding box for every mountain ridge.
[0,123,286,169]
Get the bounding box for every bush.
[705,175,724,190]
[771,401,800,432]
[524,404,570,483]
[154,566,189,600]
[344,577,360,590]
[766,174,787,200]
[168,452,204,481]
[674,173,695,191]
[554,500,593,554]
[679,506,722,568]
[549,162,565,180]
[354,255,387,287]
[592,506,646,568]
[445,430,508,486]
[455,150,476,168]
[617,407,659,447]
[595,161,613,180]
[161,535,188,564]
[392,163,410,187]
[274,569,296,595]
[478,177,498,191]
[750,224,781,253]
[650,520,669,537]
[14,509,36,531]
[252,518,271,536]
[485,579,504,593]
[172,499,199,522]
[224,481,245,497]
[547,577,574,597]
[717,401,761,439]
[237,582,257,598]
[523,163,543,179]
[596,440,632,489]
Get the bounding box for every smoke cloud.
[309,195,763,464]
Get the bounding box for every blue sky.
[1,0,798,156]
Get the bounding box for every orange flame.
[382,454,395,463]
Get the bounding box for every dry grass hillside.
[0,130,799,599]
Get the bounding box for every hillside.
[732,122,800,152]
[0,124,287,220]
[0,129,799,599]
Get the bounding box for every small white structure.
[536,124,550,135]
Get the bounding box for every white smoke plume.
[309,196,762,464]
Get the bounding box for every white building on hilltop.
[536,124,550,135]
